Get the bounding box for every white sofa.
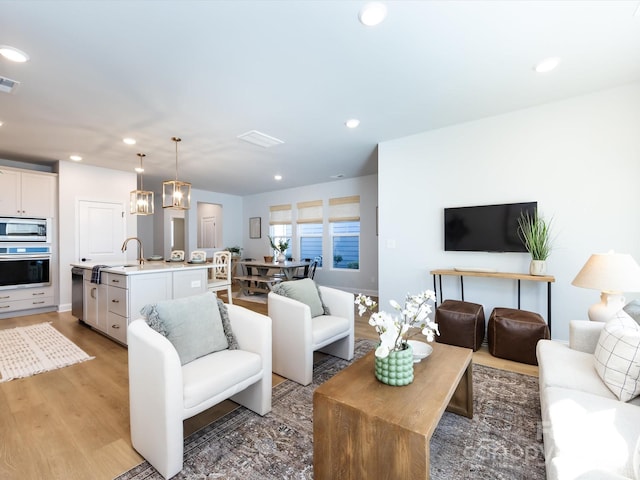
[128,303,272,479]
[537,320,640,480]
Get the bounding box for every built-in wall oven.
[0,246,51,290]
[0,217,50,242]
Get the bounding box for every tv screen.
[444,202,537,252]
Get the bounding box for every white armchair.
[268,285,354,386]
[127,303,272,479]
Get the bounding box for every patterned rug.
[0,322,94,382]
[116,340,545,479]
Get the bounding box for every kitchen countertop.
[70,260,211,275]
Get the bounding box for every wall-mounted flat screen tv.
[444,202,537,252]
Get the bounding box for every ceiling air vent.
[0,76,20,94]
[237,130,284,148]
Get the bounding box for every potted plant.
[225,246,242,257]
[355,291,439,386]
[518,211,553,276]
[268,236,289,263]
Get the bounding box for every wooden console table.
[430,269,555,334]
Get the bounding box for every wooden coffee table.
[313,342,473,480]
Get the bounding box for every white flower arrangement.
[355,290,439,359]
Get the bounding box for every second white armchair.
[268,281,354,386]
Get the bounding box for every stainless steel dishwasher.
[71,267,84,321]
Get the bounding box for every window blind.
[296,200,323,224]
[269,204,292,225]
[329,195,360,222]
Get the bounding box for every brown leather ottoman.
[435,299,485,351]
[488,307,550,365]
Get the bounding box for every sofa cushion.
[594,310,640,402]
[542,386,640,479]
[537,339,619,400]
[141,292,229,365]
[272,278,327,317]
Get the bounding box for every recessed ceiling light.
[69,155,82,162]
[359,2,387,27]
[0,45,29,63]
[123,137,136,145]
[274,175,283,181]
[534,57,561,73]
[345,118,360,129]
[331,174,345,179]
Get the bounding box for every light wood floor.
[0,293,537,479]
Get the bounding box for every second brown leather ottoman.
[488,307,550,365]
[435,299,485,351]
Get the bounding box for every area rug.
[116,340,545,480]
[0,322,94,382]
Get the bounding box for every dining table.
[236,259,310,281]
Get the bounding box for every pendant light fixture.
[162,136,191,210]
[130,153,154,215]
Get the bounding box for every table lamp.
[571,251,640,322]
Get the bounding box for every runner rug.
[0,322,94,382]
[116,340,545,479]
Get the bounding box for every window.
[269,204,292,258]
[329,196,360,270]
[298,223,323,266]
[297,200,323,266]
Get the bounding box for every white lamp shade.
[572,252,640,293]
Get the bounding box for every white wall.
[242,175,378,295]
[58,160,137,311]
[379,82,640,341]
[185,188,244,256]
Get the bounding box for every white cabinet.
[173,269,207,299]
[81,268,206,345]
[0,286,55,313]
[0,168,56,218]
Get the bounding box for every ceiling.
[1,1,639,196]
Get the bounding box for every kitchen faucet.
[121,237,145,265]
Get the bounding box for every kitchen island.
[71,261,210,345]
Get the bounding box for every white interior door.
[201,216,216,248]
[78,200,126,263]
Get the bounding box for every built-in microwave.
[0,217,50,242]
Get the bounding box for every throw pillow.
[624,299,640,326]
[217,297,239,350]
[593,310,640,402]
[141,292,229,365]
[272,278,328,318]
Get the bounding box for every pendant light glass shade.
[130,153,155,215]
[162,137,191,210]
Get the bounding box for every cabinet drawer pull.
[111,299,119,303]
[32,301,45,305]
[111,279,120,283]
[0,295,10,299]
[31,292,45,296]
[0,305,10,309]
[111,324,120,329]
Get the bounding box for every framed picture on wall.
[249,217,261,239]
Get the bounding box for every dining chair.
[294,258,318,280]
[208,251,233,303]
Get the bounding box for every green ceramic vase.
[374,343,414,386]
